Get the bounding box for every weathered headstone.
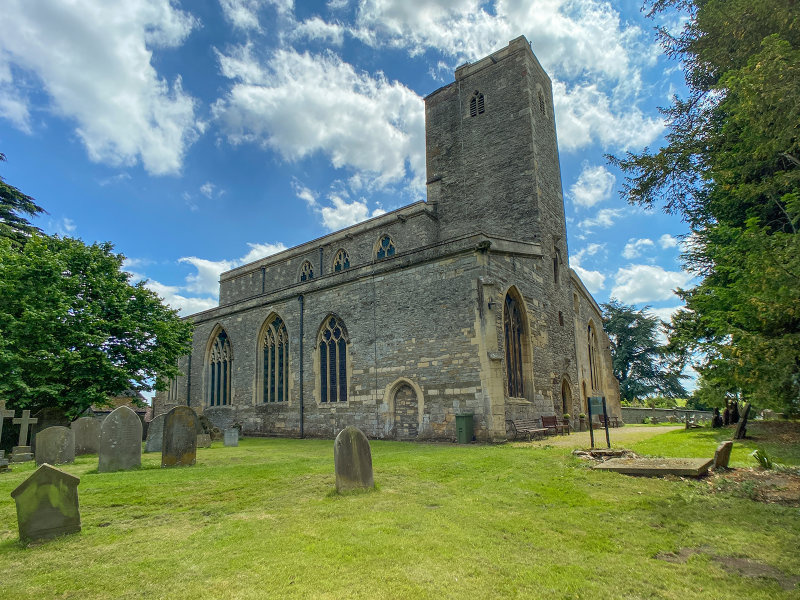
[334,426,374,492]
[210,427,223,442]
[144,414,165,453]
[11,409,37,462]
[98,406,142,473]
[35,427,75,466]
[0,450,9,472]
[733,402,751,440]
[0,400,16,443]
[162,406,199,467]
[223,428,239,447]
[30,407,69,453]
[11,463,81,542]
[713,441,734,469]
[196,433,212,448]
[71,417,101,455]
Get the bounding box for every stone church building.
[154,36,621,442]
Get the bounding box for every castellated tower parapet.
[424,36,568,258]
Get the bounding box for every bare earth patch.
[707,467,800,506]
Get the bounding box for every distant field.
[0,426,797,599]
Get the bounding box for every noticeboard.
[589,396,605,414]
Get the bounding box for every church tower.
[424,36,568,259]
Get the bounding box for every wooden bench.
[506,419,548,441]
[599,414,620,428]
[541,415,570,435]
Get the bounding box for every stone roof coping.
[569,268,603,315]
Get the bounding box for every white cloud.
[610,264,693,304]
[650,306,682,324]
[320,194,386,231]
[213,47,425,190]
[144,279,218,316]
[622,237,654,259]
[659,233,679,249]
[569,163,614,208]
[579,208,624,230]
[293,17,346,45]
[219,0,294,30]
[0,0,201,175]
[572,265,606,294]
[200,182,216,199]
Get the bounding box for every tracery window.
[588,323,600,391]
[333,249,350,272]
[300,260,314,282]
[470,91,485,117]
[376,235,396,260]
[207,329,232,406]
[319,316,348,403]
[504,292,525,398]
[262,316,288,403]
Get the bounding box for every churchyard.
[0,422,798,599]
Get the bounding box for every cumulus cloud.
[570,244,607,293]
[622,237,654,259]
[569,163,615,208]
[213,46,425,190]
[219,0,294,30]
[659,233,679,249]
[293,181,386,231]
[579,208,624,230]
[144,279,218,316]
[610,264,693,304]
[0,0,201,175]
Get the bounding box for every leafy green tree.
[601,299,687,403]
[608,0,800,413]
[0,153,46,245]
[0,235,193,418]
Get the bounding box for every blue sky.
[1,0,694,331]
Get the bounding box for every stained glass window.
[333,249,350,272]
[319,316,347,403]
[208,329,232,406]
[300,261,314,282]
[262,316,288,403]
[376,235,396,260]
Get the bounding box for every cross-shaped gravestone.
[13,410,38,447]
[0,400,15,440]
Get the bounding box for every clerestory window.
[300,260,314,282]
[333,249,350,272]
[376,235,396,260]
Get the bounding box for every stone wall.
[621,407,713,424]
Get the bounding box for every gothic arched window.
[470,91,485,117]
[300,261,314,282]
[333,249,350,272]
[376,235,395,260]
[588,323,600,391]
[504,292,525,398]
[262,315,288,403]
[319,316,348,403]
[207,329,232,406]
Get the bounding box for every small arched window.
[376,235,396,260]
[300,260,314,282]
[262,315,288,403]
[588,323,600,391]
[207,329,232,407]
[504,292,525,398]
[470,91,485,117]
[319,316,348,403]
[333,249,350,272]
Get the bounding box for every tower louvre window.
[470,91,485,117]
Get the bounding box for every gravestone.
[144,414,165,453]
[30,407,69,453]
[733,402,751,440]
[0,400,15,445]
[210,427,223,442]
[71,417,101,455]
[713,441,734,469]
[223,428,239,447]
[0,450,9,472]
[11,463,81,542]
[12,409,37,462]
[98,406,142,473]
[162,406,199,467]
[196,433,212,448]
[35,427,75,466]
[334,426,374,492]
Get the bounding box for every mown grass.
[0,431,798,599]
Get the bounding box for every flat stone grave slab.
[593,457,714,477]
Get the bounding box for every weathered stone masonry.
[154,36,621,441]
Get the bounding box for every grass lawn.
[1,428,798,599]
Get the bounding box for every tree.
[608,0,800,413]
[0,152,46,245]
[601,299,687,403]
[0,235,193,418]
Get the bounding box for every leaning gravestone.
[223,428,239,447]
[98,406,142,473]
[144,414,165,453]
[11,463,81,542]
[334,426,374,492]
[162,406,199,467]
[713,441,734,469]
[35,427,75,466]
[734,402,751,440]
[71,417,101,455]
